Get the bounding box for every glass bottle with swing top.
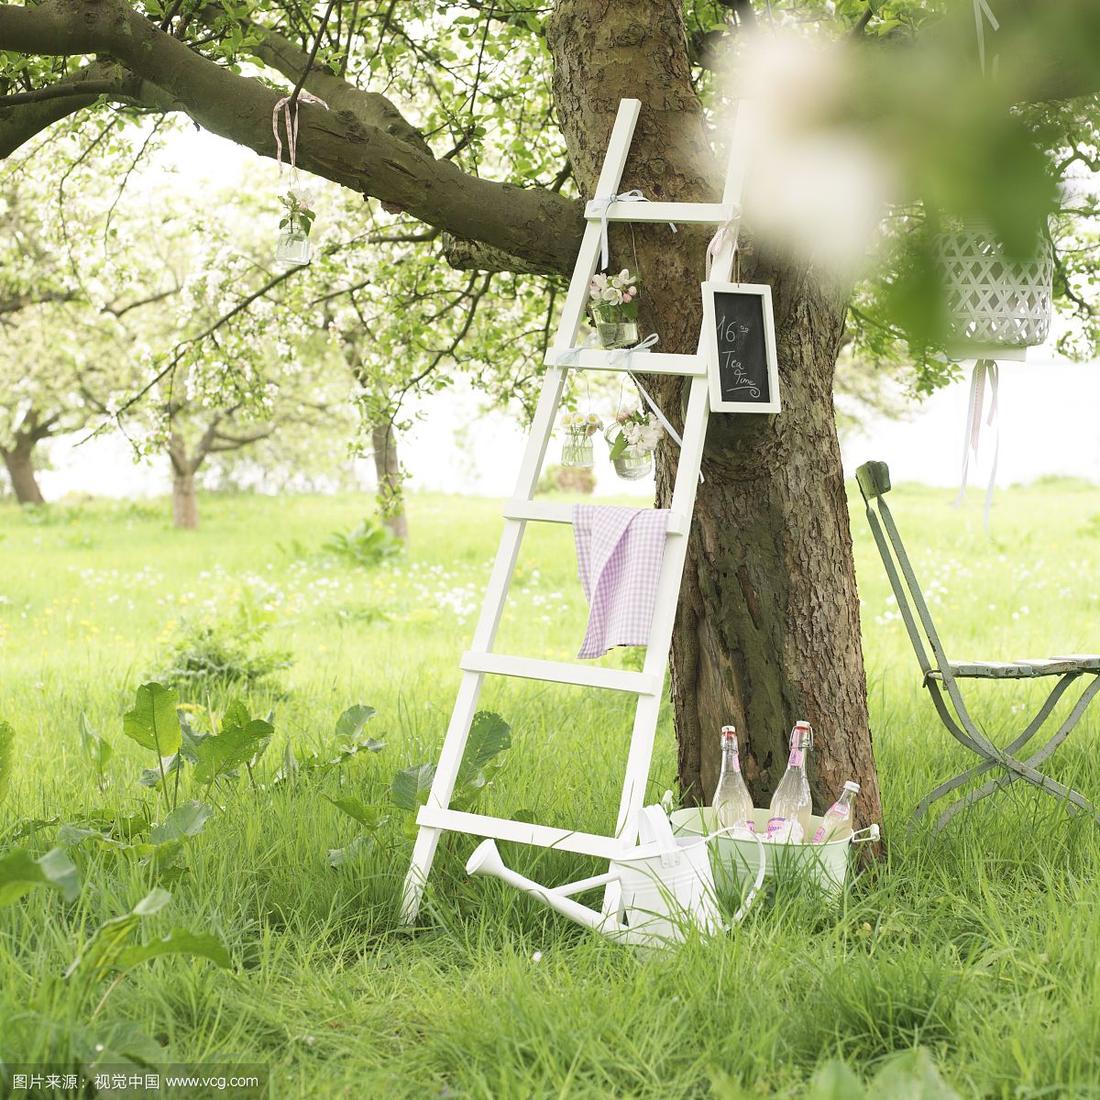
[713,726,756,836]
[766,720,814,842]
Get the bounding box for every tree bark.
[171,468,199,529]
[168,432,199,529]
[547,0,882,830]
[371,422,408,543]
[1,440,45,504]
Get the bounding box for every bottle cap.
[794,720,812,729]
[843,781,860,792]
[720,725,736,739]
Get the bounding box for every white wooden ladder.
[401,97,751,922]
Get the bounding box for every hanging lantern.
[933,224,1054,527]
[934,225,1053,359]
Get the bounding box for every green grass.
[2,481,1100,1098]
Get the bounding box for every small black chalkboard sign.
[702,282,781,414]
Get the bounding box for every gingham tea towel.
[573,505,671,659]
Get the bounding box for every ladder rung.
[502,500,689,536]
[416,806,625,860]
[584,200,733,225]
[545,349,704,377]
[460,652,661,695]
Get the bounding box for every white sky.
[37,127,1100,500]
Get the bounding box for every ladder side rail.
[603,101,752,915]
[401,98,643,923]
[550,100,642,359]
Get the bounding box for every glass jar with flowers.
[605,407,663,480]
[588,269,640,349]
[276,190,316,266]
[560,411,602,467]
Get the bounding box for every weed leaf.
[115,928,230,970]
[123,683,182,757]
[0,847,80,907]
[869,1049,961,1100]
[191,702,273,784]
[150,801,212,844]
[391,763,436,811]
[335,704,376,743]
[78,712,113,781]
[805,1060,866,1100]
[65,888,172,981]
[326,796,389,829]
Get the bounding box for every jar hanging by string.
[271,89,329,266]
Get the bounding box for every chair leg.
[912,673,1079,825]
[932,675,1100,831]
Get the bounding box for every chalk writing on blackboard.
[704,283,780,414]
[717,316,762,400]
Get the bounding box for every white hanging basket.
[934,226,1053,359]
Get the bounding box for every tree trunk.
[172,469,199,529]
[1,440,45,505]
[371,422,409,543]
[169,433,200,530]
[547,0,883,831]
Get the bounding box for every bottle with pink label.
[766,720,813,843]
[712,726,756,835]
[812,781,859,844]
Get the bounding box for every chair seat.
[933,656,1100,680]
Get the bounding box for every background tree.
[1,0,1098,828]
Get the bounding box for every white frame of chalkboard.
[702,281,781,414]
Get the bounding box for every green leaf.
[391,762,436,811]
[459,711,511,780]
[138,753,182,790]
[327,834,379,867]
[115,928,230,970]
[0,718,13,803]
[123,683,181,757]
[0,847,80,906]
[149,800,212,844]
[334,704,376,743]
[65,887,172,982]
[805,1060,867,1100]
[868,1049,961,1100]
[190,702,273,784]
[79,711,112,779]
[325,796,389,829]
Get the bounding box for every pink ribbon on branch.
[272,89,330,180]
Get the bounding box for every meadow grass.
[2,480,1100,1098]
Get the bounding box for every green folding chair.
[856,460,1100,831]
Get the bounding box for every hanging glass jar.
[605,411,661,481]
[276,190,316,266]
[561,413,600,467]
[588,269,641,349]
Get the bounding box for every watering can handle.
[638,804,680,868]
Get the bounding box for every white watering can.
[466,805,766,947]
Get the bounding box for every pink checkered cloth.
[572,505,671,660]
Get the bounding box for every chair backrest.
[856,461,953,677]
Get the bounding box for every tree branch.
[0,0,581,271]
[0,59,178,159]
[0,80,121,106]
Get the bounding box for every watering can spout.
[465,840,620,937]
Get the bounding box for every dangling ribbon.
[593,191,677,271]
[954,358,999,530]
[704,215,740,281]
[272,89,329,181]
[551,335,704,482]
[973,0,1000,76]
